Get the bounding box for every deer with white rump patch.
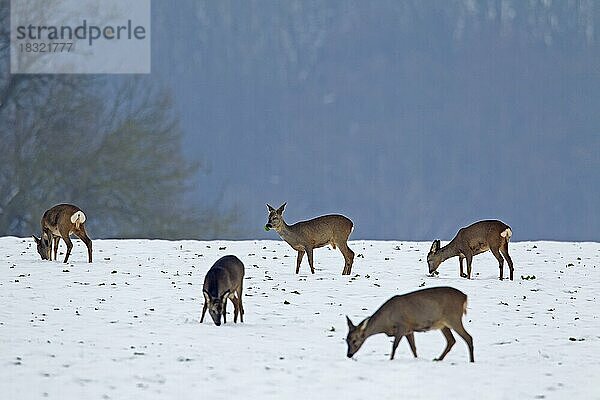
[201,255,245,326]
[428,220,514,280]
[346,286,474,362]
[32,204,92,263]
[265,203,355,275]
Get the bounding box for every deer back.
[41,204,86,236]
[291,214,353,245]
[372,287,467,333]
[203,255,244,298]
[455,220,511,253]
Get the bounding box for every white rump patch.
[71,211,86,228]
[500,228,512,240]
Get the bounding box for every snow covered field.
[1,237,599,400]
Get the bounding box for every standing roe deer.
[201,255,245,326]
[427,220,514,280]
[346,286,474,362]
[265,203,355,275]
[32,204,92,263]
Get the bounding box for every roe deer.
[265,203,355,275]
[200,255,245,326]
[428,220,514,280]
[32,204,92,263]
[346,286,474,362]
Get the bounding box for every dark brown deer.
[428,220,514,280]
[346,286,474,362]
[265,203,355,275]
[32,204,92,263]
[201,255,245,326]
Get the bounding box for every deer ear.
[429,240,437,253]
[203,290,210,302]
[266,204,275,212]
[277,202,286,214]
[221,290,230,300]
[358,318,369,334]
[346,315,355,330]
[32,235,40,244]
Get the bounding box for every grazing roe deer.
[428,220,514,280]
[32,204,92,263]
[346,286,474,362]
[200,255,245,326]
[265,203,355,275]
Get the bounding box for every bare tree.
[0,3,236,239]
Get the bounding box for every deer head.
[203,290,231,326]
[427,240,443,274]
[346,316,370,358]
[32,235,51,260]
[265,203,286,231]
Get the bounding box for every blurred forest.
[153,0,599,240]
[1,1,598,240]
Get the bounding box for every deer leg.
[434,327,456,361]
[459,256,467,278]
[339,241,354,275]
[42,228,52,260]
[45,234,52,261]
[500,243,514,281]
[62,234,73,263]
[296,250,305,274]
[52,236,60,261]
[465,254,473,279]
[47,238,51,261]
[232,296,239,323]
[306,247,315,274]
[222,299,227,324]
[200,302,207,323]
[75,226,93,263]
[449,319,474,362]
[406,333,418,358]
[237,283,244,323]
[42,228,51,243]
[490,247,505,280]
[390,335,403,360]
[390,326,409,360]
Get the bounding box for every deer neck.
[438,240,462,262]
[363,312,389,337]
[274,219,295,241]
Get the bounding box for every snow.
[1,237,599,400]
